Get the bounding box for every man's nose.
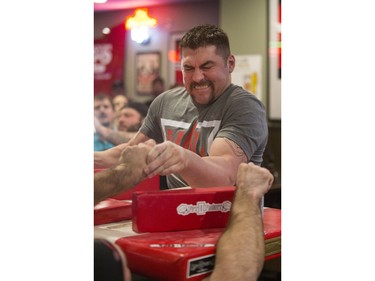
[192,68,204,82]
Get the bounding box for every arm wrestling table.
[94,186,281,281]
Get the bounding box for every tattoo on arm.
[223,138,248,163]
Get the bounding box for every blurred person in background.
[112,94,129,129]
[112,94,129,114]
[94,93,116,151]
[117,101,148,133]
[94,101,148,146]
[111,80,129,129]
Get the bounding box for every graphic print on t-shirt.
[160,118,221,157]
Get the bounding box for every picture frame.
[136,51,161,95]
[231,54,262,101]
[268,0,282,120]
[168,32,185,87]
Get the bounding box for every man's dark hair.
[94,93,114,109]
[179,24,231,61]
[121,101,149,118]
[94,239,126,281]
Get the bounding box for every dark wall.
[263,121,281,208]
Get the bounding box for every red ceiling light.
[125,8,157,30]
[125,8,157,44]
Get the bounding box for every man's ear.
[227,55,236,73]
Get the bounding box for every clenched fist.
[236,163,274,198]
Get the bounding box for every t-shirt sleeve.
[216,93,268,165]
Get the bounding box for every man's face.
[181,45,235,105]
[113,95,128,113]
[94,98,115,127]
[117,107,143,132]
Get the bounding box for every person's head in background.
[151,76,165,97]
[112,94,129,113]
[94,93,115,128]
[117,101,149,132]
[111,80,128,111]
[94,239,131,281]
[179,24,235,106]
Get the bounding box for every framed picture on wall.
[136,51,161,95]
[268,0,281,120]
[231,54,263,101]
[168,32,185,88]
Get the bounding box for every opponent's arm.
[202,163,274,281]
[104,130,137,146]
[94,132,150,169]
[94,116,136,145]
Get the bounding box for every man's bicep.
[209,137,248,164]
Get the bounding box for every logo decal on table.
[177,201,232,216]
[187,254,216,278]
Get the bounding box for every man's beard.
[125,123,142,132]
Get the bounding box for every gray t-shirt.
[140,84,268,188]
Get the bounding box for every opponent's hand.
[94,140,157,205]
[144,141,187,178]
[236,163,274,198]
[114,139,157,186]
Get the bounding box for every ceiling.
[94,0,213,12]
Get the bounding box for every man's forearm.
[96,125,135,146]
[94,168,121,205]
[94,140,153,205]
[205,190,264,281]
[179,138,246,188]
[179,151,241,187]
[105,131,137,146]
[94,164,143,205]
[201,163,273,281]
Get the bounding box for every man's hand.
[236,163,274,198]
[94,140,157,205]
[114,139,157,187]
[144,141,187,178]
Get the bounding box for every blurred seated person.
[117,101,148,132]
[112,94,129,129]
[94,101,149,146]
[112,94,129,114]
[111,80,128,115]
[94,93,116,151]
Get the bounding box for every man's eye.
[201,64,213,70]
